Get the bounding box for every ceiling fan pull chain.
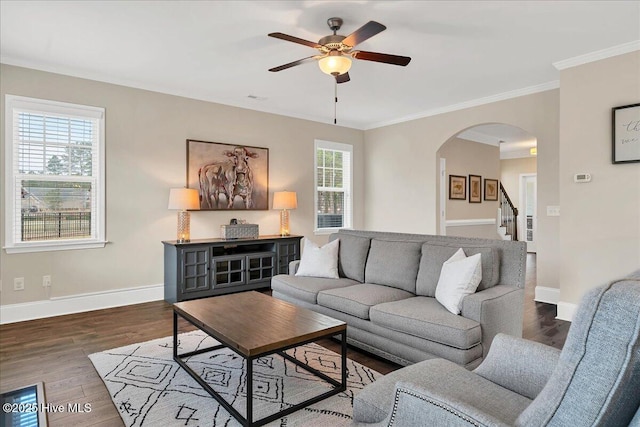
[334,78,338,124]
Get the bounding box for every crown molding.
[366,81,560,130]
[553,40,640,70]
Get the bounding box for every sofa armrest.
[354,381,511,427]
[288,260,300,275]
[461,285,524,359]
[473,333,560,399]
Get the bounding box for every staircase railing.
[499,183,518,241]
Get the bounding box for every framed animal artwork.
[449,175,466,200]
[186,139,269,210]
[469,175,482,203]
[484,179,499,201]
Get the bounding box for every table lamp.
[168,188,200,242]
[273,191,297,236]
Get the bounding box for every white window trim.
[4,95,107,253]
[314,139,353,235]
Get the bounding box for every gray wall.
[558,51,640,307]
[0,64,365,305]
[363,89,561,291]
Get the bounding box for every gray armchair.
[353,274,640,426]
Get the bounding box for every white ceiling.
[1,1,639,130]
[458,123,537,158]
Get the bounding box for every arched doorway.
[437,123,537,249]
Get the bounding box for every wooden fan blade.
[268,56,320,72]
[352,50,411,66]
[336,72,351,84]
[342,21,386,47]
[268,32,320,49]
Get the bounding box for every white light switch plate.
[547,206,560,216]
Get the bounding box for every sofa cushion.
[318,283,414,320]
[370,296,481,350]
[365,239,422,293]
[329,233,370,282]
[270,274,359,304]
[416,242,500,297]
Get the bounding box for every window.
[314,140,352,233]
[4,95,106,253]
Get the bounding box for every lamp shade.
[318,54,352,76]
[273,191,297,210]
[168,188,200,210]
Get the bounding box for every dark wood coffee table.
[173,291,347,427]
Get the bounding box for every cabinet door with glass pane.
[277,242,299,274]
[211,254,246,289]
[180,246,211,294]
[247,252,276,284]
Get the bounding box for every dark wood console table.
[163,235,302,303]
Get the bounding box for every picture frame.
[469,175,482,203]
[612,103,640,164]
[449,175,466,200]
[186,139,269,210]
[484,179,499,201]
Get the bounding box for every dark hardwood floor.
[0,254,568,426]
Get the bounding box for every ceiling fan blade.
[336,72,351,84]
[342,21,386,47]
[268,32,320,49]
[268,56,320,72]
[352,50,411,66]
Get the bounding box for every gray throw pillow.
[329,233,370,282]
[416,242,500,297]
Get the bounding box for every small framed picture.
[484,179,498,201]
[469,175,482,203]
[449,175,466,200]
[612,103,640,164]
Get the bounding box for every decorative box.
[220,224,259,240]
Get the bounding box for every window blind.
[5,95,105,251]
[315,141,353,231]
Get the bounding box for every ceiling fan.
[268,17,411,83]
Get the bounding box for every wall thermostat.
[574,173,592,183]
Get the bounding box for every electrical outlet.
[43,275,52,288]
[14,277,25,291]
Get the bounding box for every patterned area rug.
[89,331,380,426]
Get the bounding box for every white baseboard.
[0,284,164,325]
[446,218,496,227]
[557,301,577,322]
[534,286,560,305]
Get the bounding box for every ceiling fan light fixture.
[318,53,352,76]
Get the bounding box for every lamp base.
[279,209,290,236]
[177,210,191,242]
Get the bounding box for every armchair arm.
[461,285,524,359]
[355,381,511,427]
[473,333,560,400]
[288,260,300,275]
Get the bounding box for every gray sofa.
[271,229,527,369]
[353,273,640,426]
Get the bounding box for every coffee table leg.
[173,311,178,359]
[246,357,253,426]
[341,330,347,388]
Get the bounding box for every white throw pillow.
[295,238,340,279]
[435,248,482,315]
